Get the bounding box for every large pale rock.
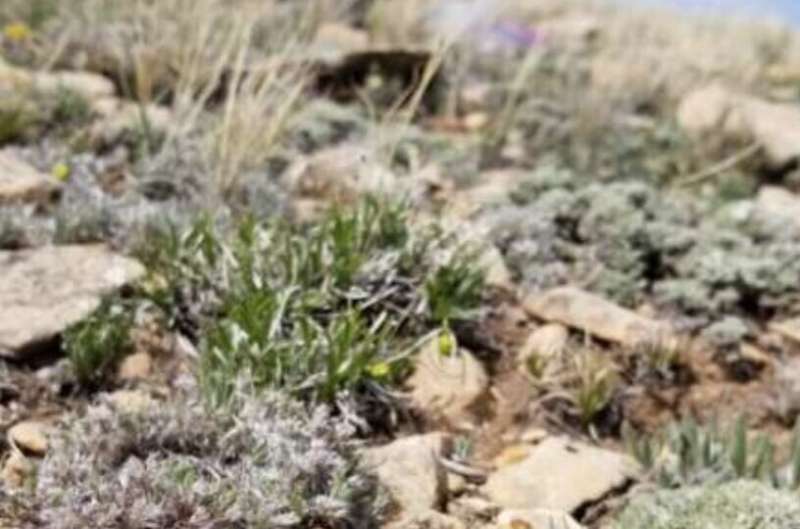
[677,84,800,169]
[497,509,586,529]
[0,149,58,205]
[755,186,800,230]
[407,337,489,425]
[0,245,145,358]
[523,287,669,346]
[362,433,450,516]
[484,437,639,513]
[8,420,49,456]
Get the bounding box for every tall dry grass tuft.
[17,0,317,196]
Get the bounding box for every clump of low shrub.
[33,389,384,529]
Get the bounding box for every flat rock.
[8,420,49,456]
[407,337,489,426]
[33,70,115,99]
[483,436,639,513]
[0,149,58,205]
[0,245,145,358]
[523,287,669,346]
[361,433,450,516]
[497,509,586,529]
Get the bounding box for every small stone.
[497,509,586,529]
[483,436,639,513]
[1,451,33,488]
[361,433,450,517]
[770,318,800,344]
[117,351,153,381]
[8,420,48,456]
[518,324,569,374]
[523,287,670,347]
[407,337,489,425]
[463,112,489,131]
[756,187,800,230]
[106,389,155,414]
[0,149,58,205]
[449,496,499,520]
[282,144,396,204]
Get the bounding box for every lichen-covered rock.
[614,480,800,529]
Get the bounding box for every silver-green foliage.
[614,480,800,529]
[34,389,383,529]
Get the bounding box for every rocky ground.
[3,1,800,528]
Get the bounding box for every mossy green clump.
[614,480,800,529]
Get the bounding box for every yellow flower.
[3,22,32,42]
[51,162,70,182]
[366,361,390,378]
[437,328,456,357]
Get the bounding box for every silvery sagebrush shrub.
[32,385,385,529]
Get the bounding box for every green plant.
[50,87,91,125]
[63,300,134,387]
[0,96,38,145]
[135,198,484,408]
[624,417,800,490]
[424,252,484,324]
[569,350,619,429]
